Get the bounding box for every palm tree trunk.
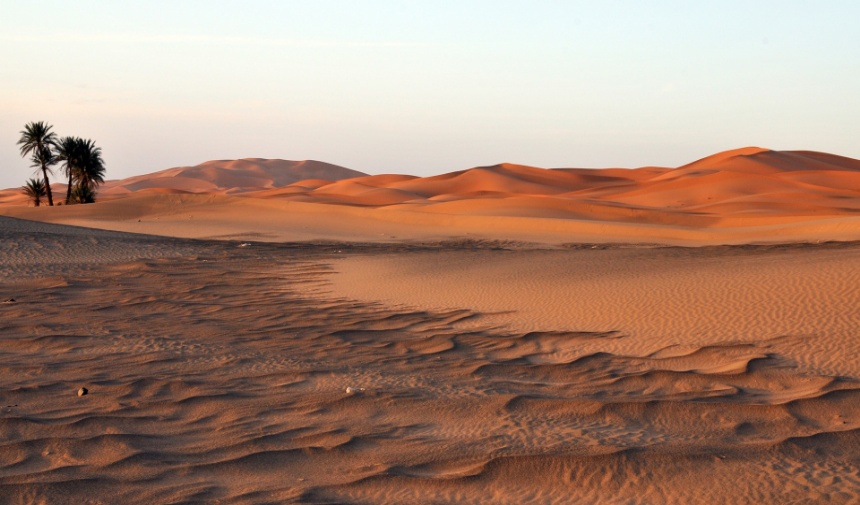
[65,172,73,205]
[41,162,54,206]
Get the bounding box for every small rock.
[345,387,366,394]
[77,387,88,397]
[2,298,14,304]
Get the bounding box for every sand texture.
[1,216,859,504]
[1,148,860,503]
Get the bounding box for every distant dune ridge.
[2,147,860,244]
[0,158,366,205]
[100,158,368,196]
[263,147,860,215]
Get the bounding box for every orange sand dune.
[99,158,367,198]
[266,148,860,240]
[3,148,860,245]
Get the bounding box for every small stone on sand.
[78,387,88,397]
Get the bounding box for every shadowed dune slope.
[99,159,367,197]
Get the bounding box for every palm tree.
[55,137,105,204]
[22,178,47,206]
[55,136,81,205]
[75,138,104,203]
[17,121,58,206]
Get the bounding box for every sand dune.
[4,147,860,245]
[0,158,365,209]
[98,158,367,198]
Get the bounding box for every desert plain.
[1,147,860,504]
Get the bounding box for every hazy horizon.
[2,1,858,190]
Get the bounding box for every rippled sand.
[1,217,859,504]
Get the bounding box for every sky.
[1,1,859,189]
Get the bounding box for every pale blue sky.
[2,1,858,188]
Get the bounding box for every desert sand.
[2,148,860,504]
[3,148,860,245]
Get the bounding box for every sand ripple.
[1,222,859,503]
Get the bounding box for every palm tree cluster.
[17,121,105,206]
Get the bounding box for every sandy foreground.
[1,213,859,505]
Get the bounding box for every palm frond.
[17,121,58,157]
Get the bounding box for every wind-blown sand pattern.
[2,148,860,503]
[1,218,859,504]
